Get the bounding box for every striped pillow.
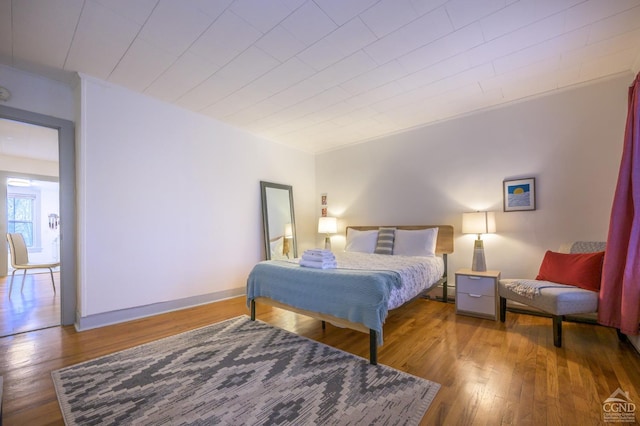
[374,227,396,255]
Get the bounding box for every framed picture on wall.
[503,177,536,211]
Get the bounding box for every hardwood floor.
[1,295,639,425]
[1,272,60,337]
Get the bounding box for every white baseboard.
[75,287,246,331]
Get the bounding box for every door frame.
[0,105,76,326]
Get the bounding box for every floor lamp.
[462,211,496,272]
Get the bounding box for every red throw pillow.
[536,250,605,291]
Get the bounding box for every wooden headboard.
[346,225,454,254]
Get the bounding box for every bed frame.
[249,224,454,364]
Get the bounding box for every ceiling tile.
[400,6,454,48]
[214,46,281,85]
[307,50,377,90]
[250,57,315,96]
[255,25,307,62]
[586,5,640,43]
[224,99,285,126]
[565,0,640,32]
[466,12,566,67]
[327,17,378,57]
[314,0,379,25]
[345,81,405,109]
[492,28,589,75]
[330,105,378,126]
[272,86,351,123]
[92,0,157,25]
[108,37,177,91]
[397,23,484,73]
[144,51,220,102]
[480,0,583,41]
[563,28,640,68]
[201,88,267,118]
[229,0,298,33]
[396,54,472,91]
[364,6,453,65]
[371,63,494,113]
[359,0,420,38]
[189,0,234,20]
[445,0,505,30]
[12,0,83,68]
[269,80,325,107]
[280,1,337,46]
[340,60,407,95]
[175,74,235,111]
[297,39,344,70]
[297,17,376,70]
[409,0,449,15]
[64,0,142,79]
[579,47,638,80]
[264,117,324,141]
[138,1,214,56]
[0,0,12,57]
[189,10,262,68]
[480,57,561,92]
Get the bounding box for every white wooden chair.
[6,233,59,295]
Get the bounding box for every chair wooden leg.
[552,315,562,348]
[499,297,507,322]
[20,270,27,292]
[8,270,17,296]
[48,268,56,294]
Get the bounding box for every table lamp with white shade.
[318,217,337,250]
[462,211,496,272]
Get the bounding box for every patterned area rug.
[52,316,440,425]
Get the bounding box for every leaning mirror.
[260,181,297,260]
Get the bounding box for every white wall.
[0,64,76,121]
[0,154,58,177]
[316,73,631,280]
[77,76,315,318]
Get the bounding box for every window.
[7,194,36,247]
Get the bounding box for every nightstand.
[455,269,501,320]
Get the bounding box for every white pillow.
[393,228,438,257]
[345,229,379,253]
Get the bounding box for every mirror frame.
[260,181,297,260]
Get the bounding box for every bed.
[247,225,454,364]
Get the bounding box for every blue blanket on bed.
[246,261,402,345]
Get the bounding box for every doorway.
[0,105,76,331]
[0,119,61,336]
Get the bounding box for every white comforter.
[289,251,444,309]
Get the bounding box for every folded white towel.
[304,249,334,256]
[302,253,336,262]
[302,249,335,260]
[300,259,337,269]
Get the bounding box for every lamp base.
[471,239,486,272]
[324,236,331,250]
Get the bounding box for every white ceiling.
[1,0,640,153]
[0,118,59,162]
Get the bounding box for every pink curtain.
[599,72,640,335]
